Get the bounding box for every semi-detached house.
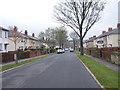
[0,26,9,52]
[83,23,120,48]
[83,36,96,48]
[8,30,40,51]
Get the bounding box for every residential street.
[2,52,100,88]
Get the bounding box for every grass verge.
[74,51,120,89]
[0,53,56,72]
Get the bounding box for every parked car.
[57,49,63,54]
[70,48,74,52]
[62,49,65,53]
[65,48,68,51]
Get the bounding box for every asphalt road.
[2,52,100,88]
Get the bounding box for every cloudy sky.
[0,0,119,39]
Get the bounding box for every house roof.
[27,35,39,41]
[21,34,30,39]
[84,27,120,43]
[97,28,120,38]
[0,26,9,31]
[8,30,39,41]
[83,37,97,43]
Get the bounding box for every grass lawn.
[0,53,56,72]
[74,51,120,89]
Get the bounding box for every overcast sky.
[0,0,119,39]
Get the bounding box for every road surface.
[2,52,100,88]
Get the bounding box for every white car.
[70,48,74,52]
[57,49,63,54]
[65,48,68,51]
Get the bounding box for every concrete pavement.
[2,52,101,88]
[85,54,119,73]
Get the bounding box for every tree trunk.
[80,39,84,55]
[73,39,75,51]
[15,43,16,51]
[62,43,64,48]
[14,43,18,64]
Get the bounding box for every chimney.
[14,26,18,32]
[32,33,35,37]
[25,30,28,35]
[93,35,96,38]
[102,31,106,34]
[117,23,120,29]
[108,27,112,31]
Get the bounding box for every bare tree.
[45,28,56,48]
[54,0,105,55]
[55,26,68,48]
[9,26,22,64]
[9,26,22,51]
[38,28,57,49]
[38,27,68,49]
[70,31,79,50]
[38,31,45,42]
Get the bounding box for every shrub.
[88,47,97,49]
[24,50,31,52]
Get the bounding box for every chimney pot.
[32,33,35,37]
[93,35,96,38]
[102,31,106,34]
[14,26,18,32]
[108,27,112,31]
[25,30,28,35]
[117,23,120,29]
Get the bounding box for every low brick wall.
[111,52,120,65]
[29,50,41,58]
[0,53,2,64]
[1,52,14,63]
[85,47,120,65]
[101,51,111,61]
[2,50,43,63]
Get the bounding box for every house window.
[0,30,2,38]
[21,39,24,42]
[0,44,2,51]
[5,32,8,38]
[4,44,7,51]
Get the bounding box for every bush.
[29,48,36,51]
[17,51,30,60]
[88,47,97,49]
[24,50,31,52]
[37,48,45,50]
